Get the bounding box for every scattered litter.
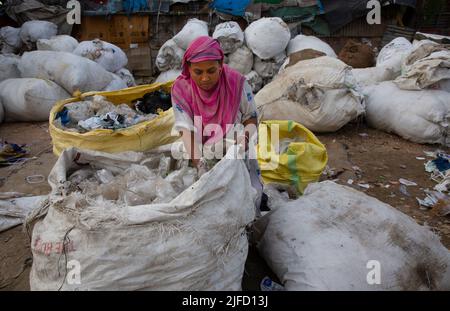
[26,175,45,184]
[0,142,27,166]
[260,276,284,291]
[347,179,354,185]
[423,151,450,193]
[399,178,418,186]
[400,165,407,169]
[358,183,370,189]
[416,157,426,160]
[417,191,450,216]
[389,181,399,185]
[399,185,411,197]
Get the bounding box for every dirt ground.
[0,121,449,291]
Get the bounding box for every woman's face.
[188,60,222,91]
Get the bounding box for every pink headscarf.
[171,36,245,145]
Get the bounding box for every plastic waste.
[260,276,284,291]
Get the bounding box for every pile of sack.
[0,20,137,124]
[29,146,256,290]
[156,17,340,94]
[357,38,450,146]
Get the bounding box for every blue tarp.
[210,0,251,17]
[122,0,149,14]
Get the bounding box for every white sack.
[364,81,450,146]
[115,68,136,87]
[103,74,128,91]
[0,26,22,53]
[155,39,184,72]
[73,39,128,73]
[0,78,70,122]
[37,35,79,52]
[0,54,21,82]
[213,21,244,54]
[255,57,365,132]
[351,65,399,87]
[394,41,450,91]
[29,147,256,290]
[254,181,450,290]
[245,71,263,93]
[376,37,413,77]
[287,35,337,57]
[19,51,114,94]
[226,45,253,75]
[155,69,182,83]
[19,20,58,49]
[245,17,291,60]
[253,52,286,79]
[173,18,209,50]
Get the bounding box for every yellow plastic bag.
[49,82,179,156]
[257,120,328,194]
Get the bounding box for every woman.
[171,36,263,211]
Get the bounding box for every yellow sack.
[257,120,328,194]
[49,82,179,156]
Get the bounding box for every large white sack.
[0,26,22,53]
[0,54,21,82]
[19,20,58,49]
[376,37,413,73]
[287,35,337,57]
[155,39,184,71]
[115,68,136,87]
[73,39,128,72]
[37,35,79,52]
[155,69,181,83]
[0,196,48,233]
[351,65,399,87]
[364,81,450,146]
[245,71,263,93]
[226,45,253,75]
[173,18,209,50]
[29,147,256,290]
[103,73,128,91]
[0,78,70,122]
[394,41,450,91]
[253,52,287,79]
[213,21,244,54]
[245,17,291,60]
[255,56,365,132]
[19,51,114,94]
[254,181,450,290]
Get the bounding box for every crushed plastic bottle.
[260,276,285,291]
